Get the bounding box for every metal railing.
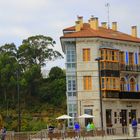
[120,64,140,72]
[5,126,140,140]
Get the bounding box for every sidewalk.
[32,135,140,140]
[82,135,140,139]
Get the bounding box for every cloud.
[0,0,48,10]
[0,0,140,69]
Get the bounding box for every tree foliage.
[18,35,63,69]
[0,35,66,131]
[39,67,66,106]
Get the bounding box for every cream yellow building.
[60,16,140,133]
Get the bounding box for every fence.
[5,126,140,140]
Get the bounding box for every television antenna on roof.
[105,3,110,29]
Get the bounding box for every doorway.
[84,109,93,126]
[121,110,127,126]
[121,110,127,134]
[106,109,112,127]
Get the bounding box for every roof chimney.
[77,16,83,28]
[131,26,137,37]
[90,17,98,30]
[75,21,81,32]
[101,22,107,29]
[112,22,117,31]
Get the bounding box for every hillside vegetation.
[0,35,66,131]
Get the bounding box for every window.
[68,104,73,112]
[130,78,135,92]
[67,77,76,92]
[100,49,119,61]
[66,46,76,62]
[66,46,76,69]
[101,49,105,60]
[73,104,77,112]
[83,76,92,90]
[139,53,140,65]
[83,48,90,61]
[119,51,125,64]
[72,80,76,90]
[68,104,77,113]
[129,52,134,65]
[101,78,105,89]
[112,51,115,60]
[68,80,72,91]
[100,62,119,70]
[68,92,77,97]
[120,78,126,91]
[101,77,120,90]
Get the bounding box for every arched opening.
[120,78,126,91]
[130,78,136,92]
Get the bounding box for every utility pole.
[95,57,104,136]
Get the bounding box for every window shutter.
[127,84,130,91]
[136,52,140,64]
[125,52,129,64]
[134,52,138,64]
[136,84,139,91]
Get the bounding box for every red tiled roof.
[61,23,140,43]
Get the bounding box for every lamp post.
[17,69,21,132]
[16,55,21,132]
[95,57,103,134]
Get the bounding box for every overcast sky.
[0,0,140,70]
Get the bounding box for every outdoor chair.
[67,131,76,138]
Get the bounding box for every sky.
[0,0,140,71]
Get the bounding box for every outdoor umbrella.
[56,114,73,137]
[78,114,95,118]
[56,114,73,120]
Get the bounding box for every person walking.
[1,126,6,140]
[132,118,137,137]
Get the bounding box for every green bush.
[29,120,47,131]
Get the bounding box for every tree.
[39,67,66,107]
[49,66,65,80]
[17,35,63,108]
[0,43,18,104]
[18,35,63,69]
[0,36,66,131]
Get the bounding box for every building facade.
[60,16,140,131]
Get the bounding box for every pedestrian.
[90,122,96,136]
[86,122,91,132]
[74,122,80,132]
[74,122,80,139]
[132,118,137,137]
[90,122,95,131]
[1,126,6,140]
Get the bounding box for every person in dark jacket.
[1,126,6,140]
[132,118,137,137]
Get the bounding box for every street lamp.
[16,54,21,132]
[17,69,21,132]
[95,57,104,134]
